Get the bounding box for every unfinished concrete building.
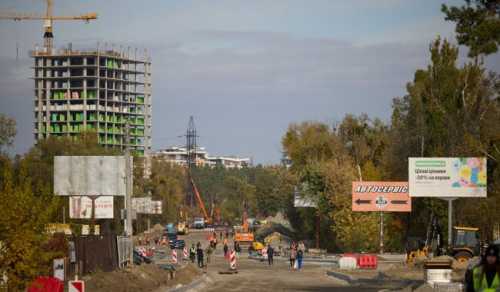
[31,45,152,156]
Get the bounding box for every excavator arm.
[190,177,210,224]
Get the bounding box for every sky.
[0,0,499,164]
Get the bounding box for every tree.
[442,0,500,57]
[0,114,16,154]
[388,37,500,241]
[0,159,61,290]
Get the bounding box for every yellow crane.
[0,0,97,51]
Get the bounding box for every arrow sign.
[355,199,371,205]
[352,181,411,212]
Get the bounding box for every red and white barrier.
[171,249,177,264]
[229,249,237,270]
[183,247,188,260]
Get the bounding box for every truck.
[193,217,205,229]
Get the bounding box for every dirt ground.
[84,258,201,292]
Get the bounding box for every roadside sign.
[69,280,85,292]
[54,156,127,197]
[53,258,64,281]
[409,157,487,197]
[352,181,411,212]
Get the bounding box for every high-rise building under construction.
[31,45,152,155]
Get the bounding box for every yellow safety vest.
[473,266,500,292]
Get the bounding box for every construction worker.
[196,242,204,268]
[466,244,499,292]
[189,243,196,263]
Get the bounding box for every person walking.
[189,243,196,263]
[223,242,229,258]
[465,244,499,292]
[205,245,213,264]
[289,243,297,270]
[220,231,223,241]
[267,244,274,266]
[297,246,304,271]
[196,242,204,268]
[234,241,241,255]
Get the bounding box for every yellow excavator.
[406,214,480,264]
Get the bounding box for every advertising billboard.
[409,157,487,197]
[293,186,317,208]
[352,181,411,212]
[69,196,114,219]
[54,156,128,196]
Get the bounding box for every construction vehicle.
[190,177,212,226]
[0,0,97,51]
[406,213,480,264]
[234,202,254,245]
[177,209,189,235]
[450,226,480,263]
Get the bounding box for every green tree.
[442,0,500,57]
[0,159,61,290]
[388,37,500,241]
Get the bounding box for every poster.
[70,196,114,219]
[409,157,487,197]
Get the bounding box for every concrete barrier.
[338,257,357,270]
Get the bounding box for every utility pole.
[124,122,133,264]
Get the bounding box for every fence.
[117,236,133,268]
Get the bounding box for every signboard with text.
[352,181,411,212]
[409,157,487,197]
[69,196,114,219]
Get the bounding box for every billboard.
[132,198,162,214]
[69,196,114,219]
[293,186,317,208]
[54,156,128,196]
[352,181,411,212]
[152,201,162,214]
[409,157,487,197]
[132,197,151,214]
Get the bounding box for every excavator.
[406,213,480,264]
[234,202,254,246]
[190,177,212,226]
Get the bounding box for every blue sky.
[0,0,499,163]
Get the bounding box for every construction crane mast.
[0,0,97,51]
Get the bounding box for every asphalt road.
[178,229,387,292]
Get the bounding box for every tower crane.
[0,0,97,51]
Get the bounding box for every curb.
[167,274,213,292]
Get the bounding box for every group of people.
[289,241,305,271]
[189,242,207,268]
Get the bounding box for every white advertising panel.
[152,201,162,214]
[54,156,128,196]
[293,186,318,208]
[69,196,114,219]
[409,157,487,197]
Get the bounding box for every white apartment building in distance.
[153,146,251,169]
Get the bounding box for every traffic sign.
[69,280,85,292]
[352,181,411,212]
